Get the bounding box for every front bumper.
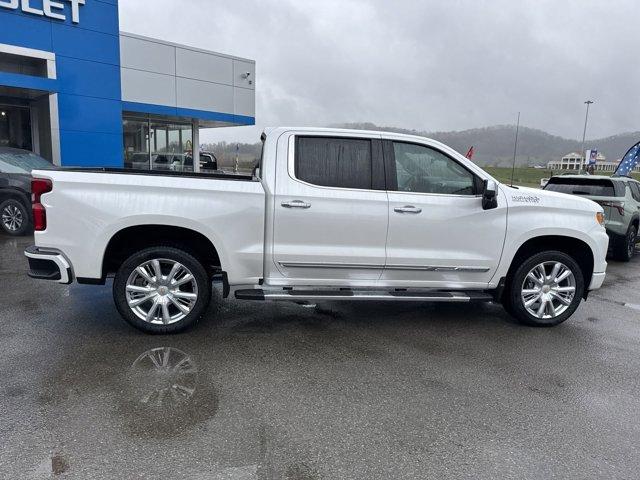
[24,246,73,285]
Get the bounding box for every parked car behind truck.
[545,175,640,261]
[0,147,53,236]
[25,128,609,333]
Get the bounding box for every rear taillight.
[31,178,52,231]
[599,201,625,216]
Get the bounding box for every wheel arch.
[502,235,594,300]
[0,187,30,209]
[100,224,223,283]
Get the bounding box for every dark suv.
[0,147,54,236]
[545,175,640,261]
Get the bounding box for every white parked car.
[25,128,609,333]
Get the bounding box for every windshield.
[0,151,54,174]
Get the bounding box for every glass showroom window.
[123,115,193,172]
[150,121,193,172]
[123,117,150,170]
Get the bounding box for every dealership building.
[0,0,255,171]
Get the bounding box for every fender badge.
[512,195,540,204]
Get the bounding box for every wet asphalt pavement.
[1,234,639,479]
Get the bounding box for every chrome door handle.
[281,200,311,209]
[394,205,422,214]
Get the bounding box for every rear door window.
[629,182,640,202]
[295,136,373,190]
[545,178,618,196]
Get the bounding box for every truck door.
[382,140,507,288]
[270,133,388,286]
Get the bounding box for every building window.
[150,121,193,172]
[123,117,150,169]
[123,115,193,172]
[0,104,32,150]
[0,51,48,77]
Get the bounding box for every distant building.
[545,152,638,172]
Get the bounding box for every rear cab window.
[294,136,383,190]
[544,177,620,197]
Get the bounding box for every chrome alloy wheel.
[521,261,576,319]
[1,204,23,232]
[125,259,198,325]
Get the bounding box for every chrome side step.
[234,289,493,303]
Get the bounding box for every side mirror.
[482,179,498,210]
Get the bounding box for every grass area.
[484,167,552,188]
[484,167,640,189]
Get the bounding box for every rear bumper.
[605,222,628,238]
[589,272,606,290]
[24,246,73,285]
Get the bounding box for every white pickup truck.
[25,127,609,333]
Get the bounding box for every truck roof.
[263,126,439,143]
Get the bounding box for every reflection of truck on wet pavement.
[25,127,609,333]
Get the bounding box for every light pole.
[579,100,594,174]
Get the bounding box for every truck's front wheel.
[504,251,584,327]
[113,247,211,334]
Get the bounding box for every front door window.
[392,142,477,195]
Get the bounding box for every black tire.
[113,246,211,334]
[0,198,30,236]
[612,224,637,262]
[503,251,584,327]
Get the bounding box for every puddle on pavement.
[128,347,198,407]
[32,452,70,477]
[37,343,219,440]
[51,452,69,475]
[120,346,219,439]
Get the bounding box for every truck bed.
[49,167,256,182]
[31,168,266,285]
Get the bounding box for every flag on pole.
[465,146,475,160]
[614,141,640,177]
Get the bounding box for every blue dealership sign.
[0,0,123,166]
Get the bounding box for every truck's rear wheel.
[113,246,211,334]
[504,251,584,327]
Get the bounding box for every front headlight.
[596,212,605,226]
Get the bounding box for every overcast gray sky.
[119,0,639,144]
